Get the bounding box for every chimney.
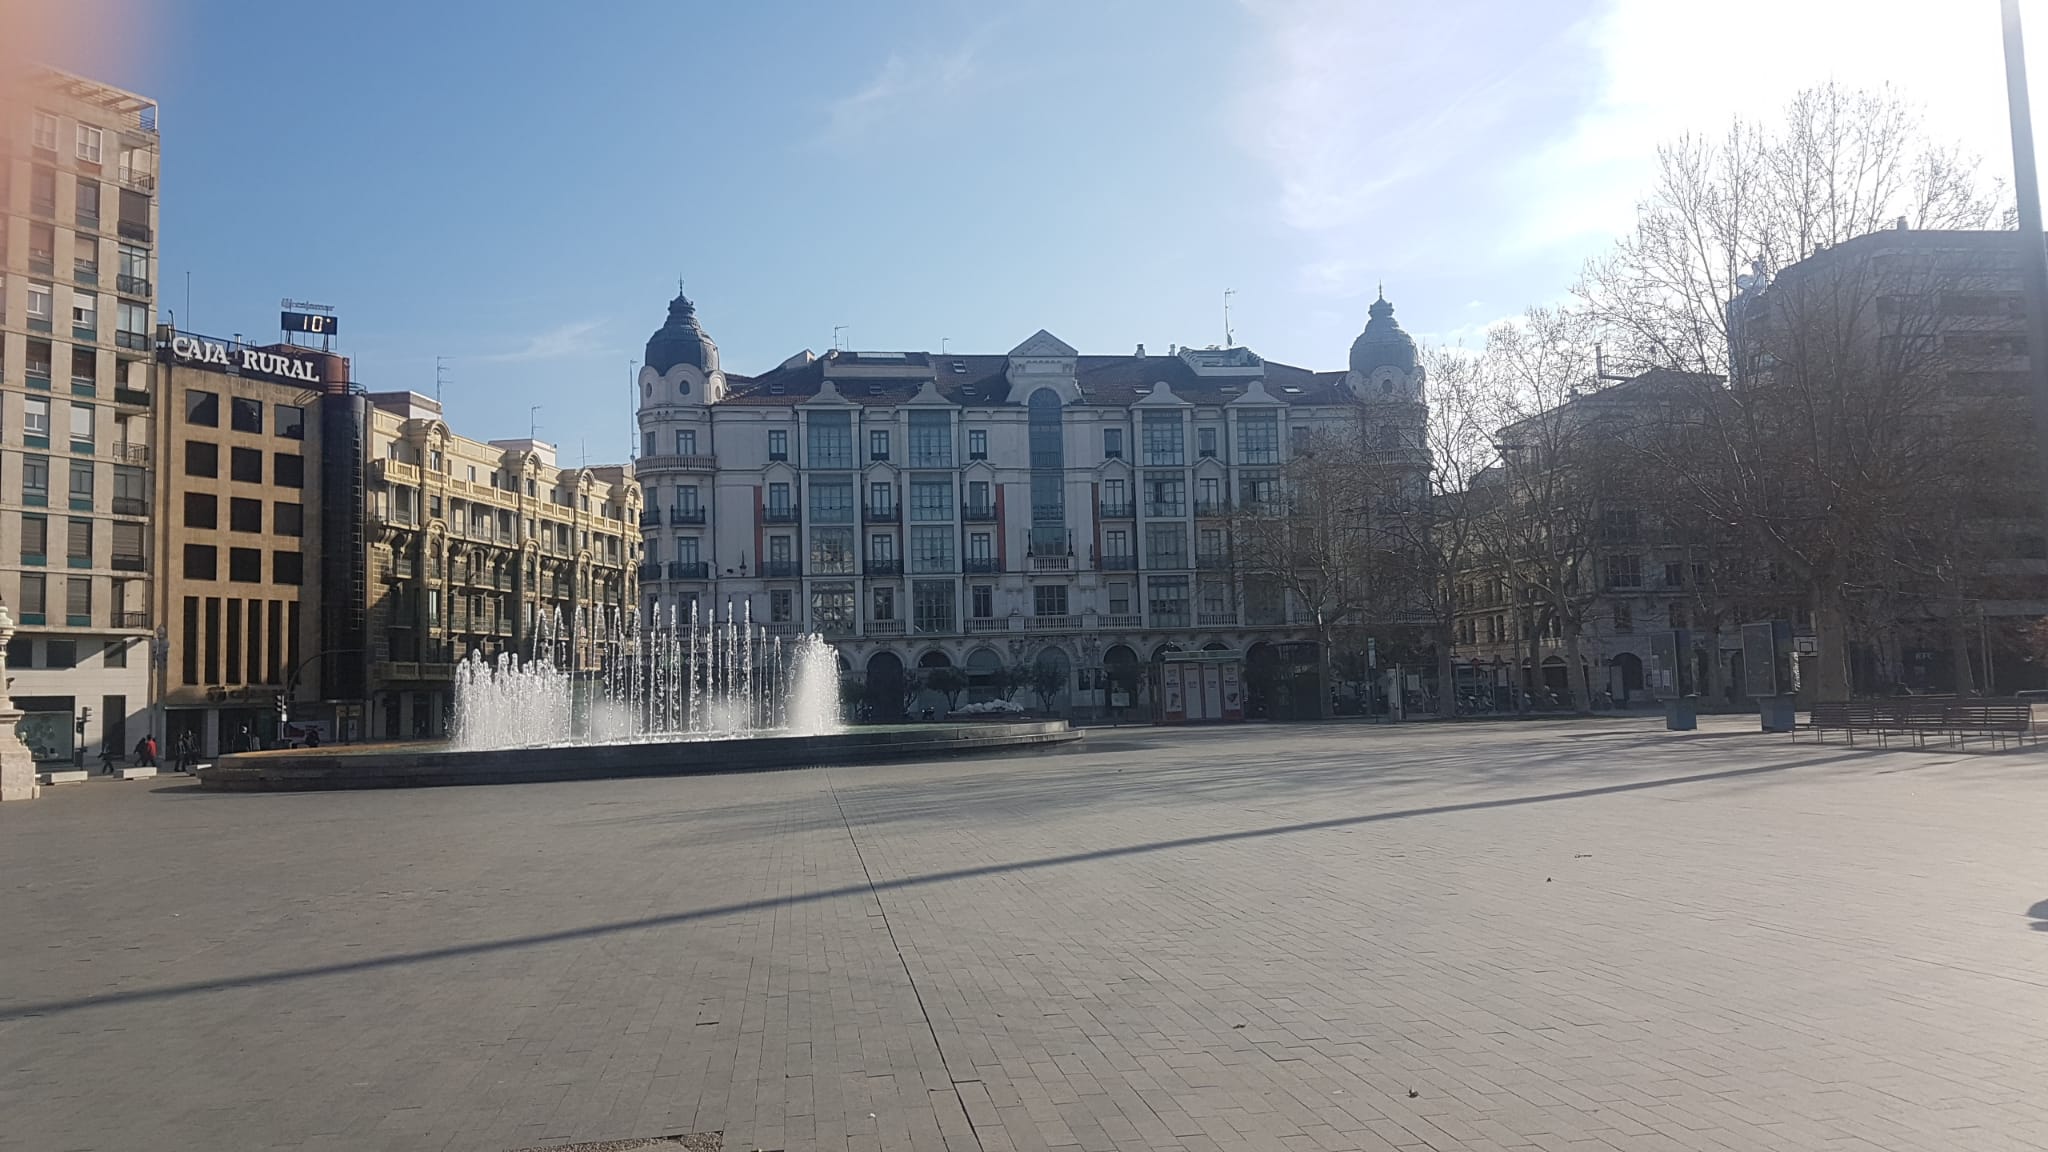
[1895,216,1908,231]
[1135,343,1145,358]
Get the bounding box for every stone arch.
[966,646,1004,700]
[917,649,953,669]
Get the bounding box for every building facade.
[362,393,641,740]
[631,288,1429,718]
[0,69,159,763]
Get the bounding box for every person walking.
[98,741,117,775]
[175,732,194,773]
[140,733,158,768]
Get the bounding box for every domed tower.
[1345,292,1423,403]
[639,286,724,406]
[635,286,723,621]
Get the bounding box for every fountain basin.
[195,721,1082,792]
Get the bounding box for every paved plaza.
[3,718,2047,1152]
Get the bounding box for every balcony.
[110,442,150,467]
[764,621,803,637]
[111,554,147,573]
[867,620,905,637]
[962,504,997,522]
[117,273,151,297]
[1144,503,1186,519]
[963,557,1001,574]
[967,617,1014,634]
[115,330,149,351]
[762,506,800,525]
[74,262,98,286]
[638,453,717,473]
[373,660,456,683]
[763,560,801,578]
[862,503,900,524]
[29,251,54,275]
[1145,554,1189,571]
[1030,555,1071,572]
[865,558,902,576]
[667,561,710,580]
[1026,615,1078,631]
[1151,613,1192,629]
[669,506,705,525]
[1195,500,1230,518]
[1198,612,1239,627]
[1099,502,1135,519]
[638,510,663,528]
[1100,553,1137,571]
[72,376,95,396]
[111,497,147,518]
[1099,613,1143,629]
[908,559,955,575]
[637,560,663,579]
[118,219,152,242]
[371,458,421,485]
[112,610,149,629]
[117,167,156,192]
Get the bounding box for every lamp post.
[0,606,40,801]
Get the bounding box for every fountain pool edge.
[195,721,1083,792]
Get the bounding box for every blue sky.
[49,0,2045,462]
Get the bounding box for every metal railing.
[762,507,800,524]
[670,507,705,525]
[1099,554,1137,571]
[667,561,709,580]
[1099,502,1135,518]
[1030,555,1071,572]
[1026,615,1077,631]
[117,274,150,297]
[763,560,800,578]
[962,504,997,522]
[863,503,900,523]
[1099,613,1143,629]
[865,558,902,575]
[867,620,905,636]
[963,557,1001,574]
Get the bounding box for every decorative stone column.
[0,606,40,801]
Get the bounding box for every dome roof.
[1348,292,1417,376]
[645,288,716,375]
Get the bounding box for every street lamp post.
[2000,0,2048,553]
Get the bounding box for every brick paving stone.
[4,718,2048,1150]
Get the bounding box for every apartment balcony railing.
[1144,503,1185,518]
[966,618,1012,633]
[670,507,705,525]
[865,558,902,576]
[638,453,717,473]
[117,219,152,242]
[963,557,1001,574]
[1099,502,1135,519]
[111,496,147,517]
[1099,613,1143,629]
[1145,554,1189,571]
[111,554,147,572]
[637,561,663,579]
[961,504,997,522]
[867,620,906,637]
[763,560,801,578]
[1030,555,1071,572]
[638,510,663,528]
[762,506,800,525]
[117,273,150,297]
[74,261,97,286]
[111,610,150,629]
[111,442,149,465]
[1099,553,1137,571]
[667,561,710,580]
[1026,615,1078,631]
[863,503,900,524]
[1197,611,1239,626]
[112,385,151,408]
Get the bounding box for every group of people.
[97,731,203,774]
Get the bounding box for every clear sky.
[40,0,2048,463]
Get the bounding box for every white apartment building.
[0,70,160,764]
[632,289,1428,718]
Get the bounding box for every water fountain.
[449,600,844,751]
[197,598,1081,791]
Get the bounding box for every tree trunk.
[1561,614,1592,714]
[1703,620,1727,700]
[1950,600,1977,696]
[1436,623,1457,719]
[1811,583,1852,702]
[1316,625,1336,719]
[1523,610,1540,712]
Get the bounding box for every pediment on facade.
[1009,329,1078,358]
[1227,379,1283,406]
[1132,382,1189,407]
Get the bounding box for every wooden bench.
[1806,697,2034,749]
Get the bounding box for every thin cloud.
[474,319,607,363]
[815,26,994,150]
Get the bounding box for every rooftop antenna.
[941,336,950,355]
[833,324,848,352]
[627,359,638,460]
[1224,288,1236,347]
[434,356,449,404]
[530,405,542,441]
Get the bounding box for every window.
[116,300,148,349]
[869,533,896,562]
[230,397,263,433]
[69,402,93,447]
[71,290,96,335]
[1146,523,1187,568]
[868,481,894,515]
[20,573,45,621]
[810,585,856,633]
[767,482,792,515]
[872,585,896,621]
[675,429,697,455]
[1141,414,1183,465]
[1198,476,1221,512]
[1108,581,1130,615]
[31,166,55,213]
[273,453,304,488]
[768,535,792,562]
[229,497,262,533]
[1663,561,1684,588]
[76,181,100,231]
[230,447,262,483]
[74,234,98,282]
[184,544,217,580]
[1614,602,1633,633]
[1034,584,1069,617]
[1103,427,1123,459]
[677,484,700,513]
[22,456,49,505]
[642,430,657,457]
[1604,554,1642,589]
[429,449,443,473]
[27,281,53,326]
[967,480,991,514]
[185,440,218,477]
[104,640,127,668]
[808,527,855,574]
[186,390,219,426]
[1147,576,1191,626]
[177,494,216,533]
[274,551,303,585]
[912,580,956,634]
[20,514,47,561]
[31,110,57,151]
[22,396,50,441]
[68,460,92,507]
[1144,474,1185,517]
[65,517,91,567]
[968,428,987,459]
[808,478,854,522]
[267,404,305,441]
[1198,527,1225,559]
[118,243,148,291]
[66,575,91,621]
[971,584,993,619]
[768,428,788,460]
[770,589,793,623]
[1239,471,1279,509]
[1198,427,1218,458]
[47,636,77,667]
[1105,528,1130,559]
[967,532,992,561]
[909,525,955,572]
[228,548,261,582]
[908,410,952,467]
[1290,425,1311,455]
[909,477,953,521]
[807,411,853,468]
[76,123,102,163]
[870,429,890,460]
